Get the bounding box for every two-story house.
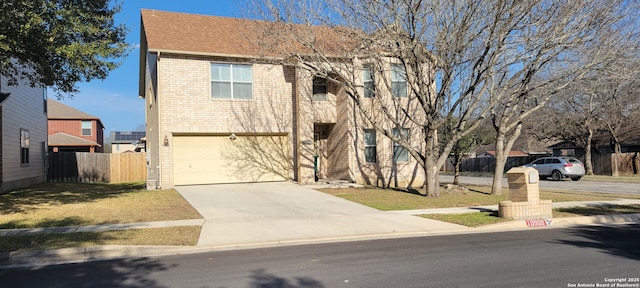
[110,130,146,153]
[47,99,104,153]
[139,10,426,189]
[0,75,48,192]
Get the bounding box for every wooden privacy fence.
[454,156,533,173]
[592,152,640,176]
[48,152,146,183]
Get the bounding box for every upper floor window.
[20,129,29,165]
[364,129,377,163]
[312,77,327,101]
[211,63,253,99]
[392,128,409,162]
[391,64,407,98]
[363,66,375,98]
[81,120,92,136]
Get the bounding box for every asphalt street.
[1,224,638,288]
[440,175,640,195]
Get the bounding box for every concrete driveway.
[175,182,465,248]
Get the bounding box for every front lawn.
[0,182,203,229]
[0,182,203,252]
[318,185,640,211]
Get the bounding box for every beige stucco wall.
[1,76,48,192]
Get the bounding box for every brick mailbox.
[498,167,552,219]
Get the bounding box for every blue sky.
[56,1,244,139]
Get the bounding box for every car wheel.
[551,170,562,181]
[571,176,582,181]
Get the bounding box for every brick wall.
[154,54,296,188]
[48,119,103,152]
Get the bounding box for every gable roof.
[47,99,100,121]
[48,132,101,147]
[140,9,354,58]
[141,10,261,57]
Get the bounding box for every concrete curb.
[1,214,638,269]
[474,213,640,231]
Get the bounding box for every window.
[546,158,561,164]
[211,63,253,99]
[312,77,327,101]
[20,129,29,165]
[363,66,375,98]
[81,121,92,136]
[364,129,377,163]
[391,64,407,98]
[392,128,409,162]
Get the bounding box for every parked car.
[524,157,586,181]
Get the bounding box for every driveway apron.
[175,182,465,247]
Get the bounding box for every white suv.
[525,157,586,181]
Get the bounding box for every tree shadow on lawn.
[0,216,87,229]
[0,182,145,214]
[554,224,640,261]
[0,229,118,252]
[555,204,640,216]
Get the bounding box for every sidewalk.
[1,198,639,268]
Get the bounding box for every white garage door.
[173,135,290,185]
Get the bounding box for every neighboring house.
[475,135,553,159]
[110,131,146,153]
[139,10,426,189]
[47,99,104,153]
[549,141,585,158]
[0,75,48,193]
[551,126,640,156]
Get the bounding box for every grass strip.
[420,205,640,227]
[553,204,640,218]
[0,226,201,252]
[421,212,509,227]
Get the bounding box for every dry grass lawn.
[0,182,203,229]
[318,185,640,211]
[0,182,204,251]
[321,184,640,227]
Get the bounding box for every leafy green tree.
[0,0,128,96]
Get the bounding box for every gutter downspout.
[156,51,163,189]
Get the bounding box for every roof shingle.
[140,9,358,58]
[47,99,100,120]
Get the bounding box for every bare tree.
[243,0,638,196]
[531,92,599,175]
[536,60,640,176]
[440,117,493,185]
[487,1,638,194]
